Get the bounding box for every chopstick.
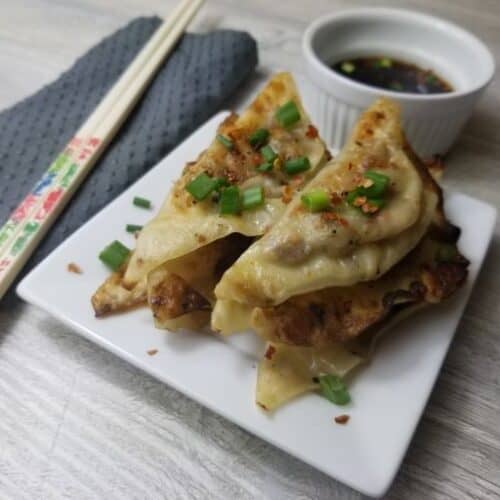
[0,0,201,259]
[0,0,204,299]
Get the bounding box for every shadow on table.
[0,292,29,346]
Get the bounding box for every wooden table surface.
[1,1,499,498]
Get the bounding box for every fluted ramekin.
[302,8,495,158]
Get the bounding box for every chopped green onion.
[242,186,264,210]
[213,177,230,191]
[363,170,390,197]
[216,134,233,150]
[318,374,351,406]
[284,156,310,175]
[257,161,273,173]
[99,240,130,271]
[301,189,330,212]
[377,57,392,68]
[219,186,241,215]
[340,61,355,74]
[185,172,225,201]
[248,128,269,148]
[126,224,143,233]
[347,170,390,207]
[275,100,301,128]
[260,145,277,162]
[133,196,151,209]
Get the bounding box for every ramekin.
[302,8,495,158]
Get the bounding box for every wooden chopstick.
[0,0,204,299]
[0,0,201,260]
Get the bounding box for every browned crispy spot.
[92,265,147,317]
[149,274,211,320]
[421,261,468,303]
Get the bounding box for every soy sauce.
[332,56,452,94]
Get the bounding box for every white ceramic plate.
[17,111,496,497]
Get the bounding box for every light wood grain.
[0,1,499,499]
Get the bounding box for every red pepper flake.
[337,217,349,227]
[334,414,350,425]
[264,345,276,360]
[321,212,338,222]
[252,152,263,166]
[361,201,381,214]
[290,175,304,188]
[305,124,319,139]
[353,195,367,207]
[352,173,363,185]
[330,192,343,205]
[321,212,349,227]
[147,349,158,356]
[67,262,83,274]
[223,168,239,184]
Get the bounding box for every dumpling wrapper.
[215,98,439,308]
[92,72,328,317]
[256,342,363,411]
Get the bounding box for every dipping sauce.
[332,56,453,94]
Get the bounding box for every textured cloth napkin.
[0,16,257,276]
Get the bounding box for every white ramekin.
[302,8,495,158]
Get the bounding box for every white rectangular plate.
[17,111,496,497]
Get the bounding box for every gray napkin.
[0,17,257,276]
